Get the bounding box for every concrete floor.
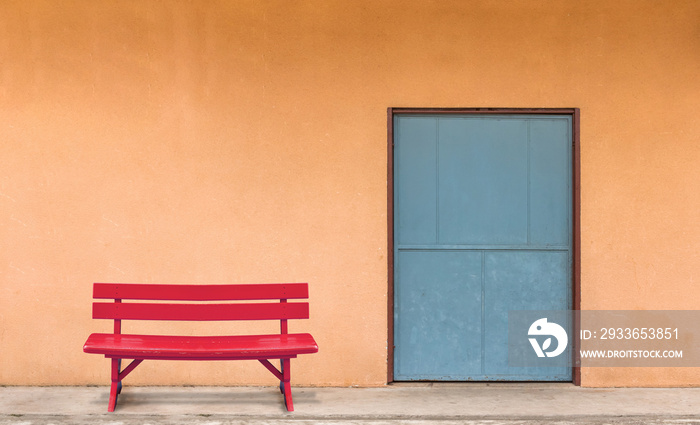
[1,384,699,424]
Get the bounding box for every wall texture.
[1,0,698,387]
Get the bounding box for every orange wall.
[1,0,698,386]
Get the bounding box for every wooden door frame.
[387,107,581,385]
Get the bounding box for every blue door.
[393,114,572,381]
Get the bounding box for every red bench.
[83,283,318,412]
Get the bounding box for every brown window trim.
[386,107,581,385]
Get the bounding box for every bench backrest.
[92,283,309,334]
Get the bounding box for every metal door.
[393,114,572,381]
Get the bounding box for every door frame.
[387,107,581,384]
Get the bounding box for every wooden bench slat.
[84,333,318,359]
[93,283,309,300]
[93,301,310,321]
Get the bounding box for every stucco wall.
[1,0,698,387]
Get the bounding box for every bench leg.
[279,360,284,394]
[257,358,294,411]
[282,358,293,412]
[117,359,123,394]
[108,358,120,412]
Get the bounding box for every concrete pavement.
[1,383,699,424]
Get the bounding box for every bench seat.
[84,333,318,359]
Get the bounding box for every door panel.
[483,251,571,379]
[394,114,572,381]
[394,250,482,380]
[395,117,438,245]
[528,119,571,246]
[438,118,529,245]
